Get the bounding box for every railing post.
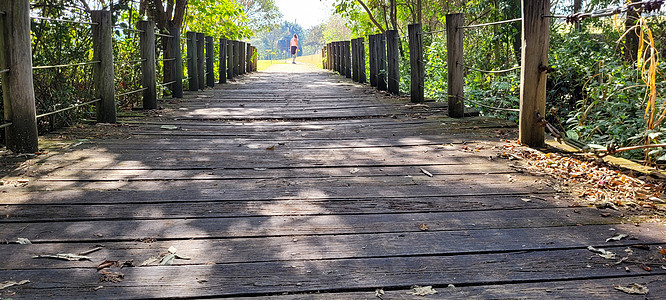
[447,13,464,117]
[219,38,227,84]
[91,10,116,123]
[168,23,183,98]
[0,0,38,153]
[253,46,257,71]
[326,43,331,70]
[344,40,352,78]
[358,38,366,84]
[205,36,214,87]
[408,23,424,103]
[186,31,198,91]
[520,0,550,147]
[351,39,358,82]
[369,35,377,87]
[138,20,156,109]
[386,30,399,94]
[246,43,252,73]
[332,42,338,73]
[196,33,204,89]
[233,41,240,76]
[377,33,387,91]
[227,40,234,80]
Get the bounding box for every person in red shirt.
[290,34,299,64]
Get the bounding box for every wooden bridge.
[1,63,665,299]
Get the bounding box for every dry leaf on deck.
[99,270,124,283]
[33,253,92,261]
[614,283,648,295]
[0,280,30,290]
[160,125,178,130]
[606,234,628,242]
[160,253,176,265]
[97,260,120,271]
[587,246,616,259]
[140,256,159,266]
[15,238,32,244]
[407,285,437,296]
[350,168,360,174]
[420,168,433,177]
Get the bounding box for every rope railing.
[0,123,12,129]
[545,0,664,23]
[421,29,447,35]
[0,68,9,74]
[115,59,146,65]
[33,61,100,70]
[459,18,522,29]
[115,87,147,98]
[30,15,97,26]
[35,98,101,119]
[158,81,176,87]
[114,26,144,33]
[154,32,174,38]
[463,65,521,74]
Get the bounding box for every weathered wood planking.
[2,64,665,299]
[0,208,620,243]
[1,247,664,299]
[1,224,663,269]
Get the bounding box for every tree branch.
[355,0,385,33]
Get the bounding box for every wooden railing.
[322,0,551,147]
[0,0,257,154]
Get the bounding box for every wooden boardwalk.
[1,64,665,299]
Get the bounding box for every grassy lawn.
[257,53,323,71]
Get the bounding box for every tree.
[236,0,282,33]
[302,24,326,55]
[323,15,352,42]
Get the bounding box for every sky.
[275,0,335,29]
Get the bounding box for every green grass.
[257,53,323,71]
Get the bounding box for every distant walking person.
[290,34,299,64]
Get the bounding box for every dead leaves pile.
[499,142,666,220]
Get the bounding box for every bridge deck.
[1,64,665,299]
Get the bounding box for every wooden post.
[344,40,352,78]
[186,31,198,91]
[369,35,377,87]
[519,0,550,147]
[227,40,234,79]
[196,33,204,89]
[0,0,38,153]
[219,38,227,84]
[333,42,338,73]
[246,43,252,73]
[91,10,116,123]
[408,23,424,103]
[168,23,183,98]
[386,30,400,94]
[253,46,258,71]
[377,34,387,91]
[351,39,358,82]
[358,37,366,84]
[205,36,214,87]
[447,13,465,117]
[327,43,331,70]
[138,20,157,109]
[232,41,238,77]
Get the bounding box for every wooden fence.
[323,0,551,147]
[0,0,257,153]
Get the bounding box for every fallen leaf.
[375,288,385,299]
[33,253,92,261]
[350,168,360,174]
[659,248,666,255]
[160,253,176,265]
[160,125,178,130]
[641,265,652,272]
[15,238,32,244]
[631,244,650,250]
[418,223,429,231]
[79,246,104,255]
[140,256,159,266]
[407,285,437,296]
[168,246,178,254]
[587,246,616,259]
[266,145,275,150]
[175,254,192,260]
[614,283,648,295]
[97,260,119,271]
[521,198,531,202]
[99,270,124,283]
[0,280,30,290]
[420,168,433,177]
[92,286,104,291]
[606,234,628,242]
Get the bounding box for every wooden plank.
[0,208,620,242]
[1,224,663,269]
[0,246,663,299]
[0,194,565,222]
